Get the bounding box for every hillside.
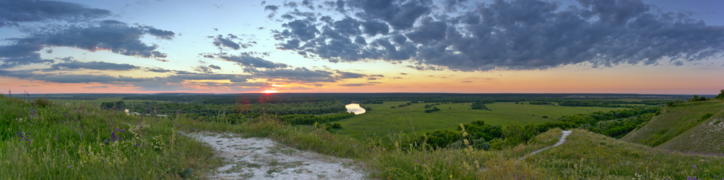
[621,99,724,154]
[621,100,724,146]
[526,129,724,179]
[658,110,724,154]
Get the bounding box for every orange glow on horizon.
[262,89,278,93]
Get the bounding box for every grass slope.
[622,100,724,147]
[658,110,724,155]
[527,129,724,179]
[336,101,624,140]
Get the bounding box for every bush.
[542,115,548,118]
[700,113,714,122]
[471,138,491,150]
[332,122,342,129]
[32,97,53,108]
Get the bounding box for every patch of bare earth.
[191,132,365,180]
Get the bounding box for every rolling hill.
[621,99,724,155]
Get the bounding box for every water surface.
[345,103,366,115]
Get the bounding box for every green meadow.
[335,101,626,140]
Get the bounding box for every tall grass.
[0,95,221,179]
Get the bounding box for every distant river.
[345,103,366,115]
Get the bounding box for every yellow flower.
[449,174,452,178]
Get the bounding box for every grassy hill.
[621,100,724,154]
[526,129,724,179]
[658,110,724,154]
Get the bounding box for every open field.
[334,101,626,140]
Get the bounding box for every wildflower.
[55,134,59,142]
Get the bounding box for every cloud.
[213,35,240,50]
[268,0,724,71]
[370,74,384,78]
[84,86,108,89]
[336,70,366,79]
[48,58,139,71]
[340,82,378,86]
[146,27,175,40]
[209,64,221,70]
[0,0,111,27]
[461,81,471,83]
[264,5,279,11]
[400,73,407,75]
[0,69,149,84]
[0,37,54,69]
[147,67,173,73]
[673,61,684,66]
[219,54,289,69]
[250,67,336,82]
[367,78,377,80]
[393,77,403,79]
[17,21,174,58]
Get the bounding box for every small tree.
[716,89,724,99]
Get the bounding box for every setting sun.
[262,89,278,93]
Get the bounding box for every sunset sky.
[1,0,723,94]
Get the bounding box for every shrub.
[32,97,53,108]
[332,122,342,129]
[542,115,548,118]
[699,113,714,122]
[471,138,491,150]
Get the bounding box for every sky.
[1,0,723,95]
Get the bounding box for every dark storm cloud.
[220,54,289,69]
[213,35,241,50]
[361,20,389,36]
[49,59,139,71]
[347,0,432,30]
[280,20,319,41]
[0,0,111,27]
[269,0,724,71]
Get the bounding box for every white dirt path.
[517,130,572,162]
[191,132,365,180]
